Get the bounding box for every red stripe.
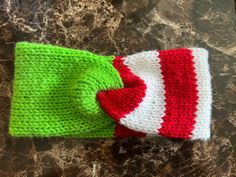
[115,124,146,138]
[97,56,146,121]
[158,48,198,139]
[97,56,146,138]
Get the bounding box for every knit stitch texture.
[10,42,123,137]
[9,42,212,139]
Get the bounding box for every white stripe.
[119,51,166,134]
[191,48,212,140]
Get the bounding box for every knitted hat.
[9,42,212,140]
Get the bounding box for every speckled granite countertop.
[0,0,236,177]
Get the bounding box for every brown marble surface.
[0,0,236,176]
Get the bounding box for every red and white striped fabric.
[97,48,212,140]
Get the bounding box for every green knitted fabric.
[10,42,123,137]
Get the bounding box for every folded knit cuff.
[9,42,212,140]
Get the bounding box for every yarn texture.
[10,42,212,139]
[10,42,123,137]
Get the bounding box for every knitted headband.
[9,42,212,140]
